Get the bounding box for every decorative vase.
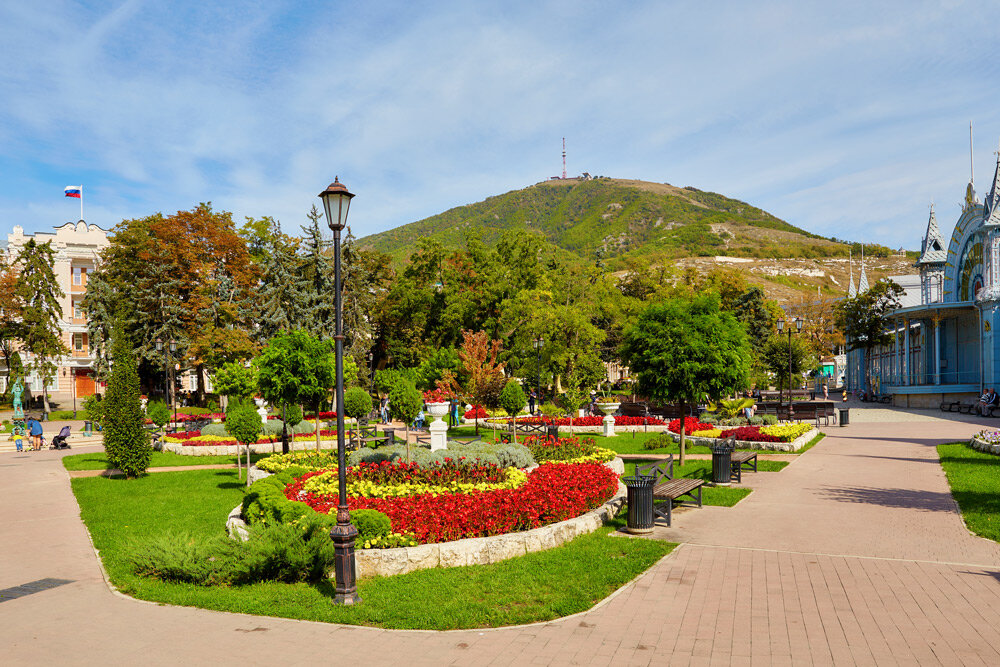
[596,402,620,415]
[426,401,450,423]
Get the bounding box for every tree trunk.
[678,399,686,467]
[42,375,50,415]
[281,404,289,454]
[245,444,251,487]
[405,424,410,463]
[236,443,242,479]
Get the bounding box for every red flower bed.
[668,417,713,433]
[464,406,489,419]
[499,415,664,427]
[178,428,339,447]
[718,426,781,443]
[423,389,452,403]
[285,462,618,544]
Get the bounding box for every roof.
[916,205,947,265]
[985,154,1000,227]
[888,274,922,308]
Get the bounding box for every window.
[73,300,84,319]
[73,267,82,285]
[74,333,84,351]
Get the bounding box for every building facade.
[1,220,109,408]
[846,150,1000,407]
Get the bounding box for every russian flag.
[64,186,82,198]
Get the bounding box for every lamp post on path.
[776,317,803,411]
[319,177,360,606]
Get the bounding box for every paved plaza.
[3,403,1000,664]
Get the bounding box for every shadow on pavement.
[818,485,958,512]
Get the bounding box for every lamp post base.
[330,516,360,605]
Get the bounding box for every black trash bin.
[711,442,735,485]
[546,425,559,440]
[839,408,849,426]
[622,475,655,534]
[382,427,396,446]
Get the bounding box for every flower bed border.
[229,459,626,578]
[161,440,340,456]
[968,436,1000,455]
[672,428,820,452]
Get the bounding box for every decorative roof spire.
[848,248,857,297]
[917,203,947,265]
[858,245,870,293]
[984,139,1000,227]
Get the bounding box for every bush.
[284,404,303,427]
[699,412,719,424]
[389,379,423,426]
[350,509,391,541]
[128,513,336,586]
[146,400,170,428]
[82,394,105,426]
[760,414,778,425]
[227,398,263,447]
[343,387,373,420]
[642,433,674,450]
[291,420,315,434]
[498,380,526,418]
[539,402,562,418]
[262,419,285,436]
[103,326,151,477]
[201,423,229,437]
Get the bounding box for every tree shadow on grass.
[818,485,959,512]
[213,470,245,490]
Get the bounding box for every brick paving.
[3,413,1000,664]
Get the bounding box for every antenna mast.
[562,137,567,180]
[971,122,975,184]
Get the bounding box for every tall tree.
[835,279,904,394]
[299,205,335,340]
[257,221,309,344]
[0,261,24,399]
[620,293,752,465]
[15,240,68,414]
[438,329,505,435]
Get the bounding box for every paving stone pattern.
[3,406,1000,664]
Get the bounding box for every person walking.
[529,389,537,415]
[27,416,43,451]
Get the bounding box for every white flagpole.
[80,185,84,221]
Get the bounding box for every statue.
[11,379,25,438]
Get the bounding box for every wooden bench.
[730,450,758,483]
[940,400,962,412]
[636,457,704,527]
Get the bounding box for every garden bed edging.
[671,428,820,452]
[968,436,1000,455]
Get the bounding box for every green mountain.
[359,177,846,265]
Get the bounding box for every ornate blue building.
[846,150,1000,407]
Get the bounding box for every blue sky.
[2,0,1000,249]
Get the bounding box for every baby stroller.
[50,425,72,450]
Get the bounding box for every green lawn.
[938,442,1000,542]
[621,458,790,507]
[64,450,256,470]
[71,468,675,629]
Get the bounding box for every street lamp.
[533,337,545,415]
[775,317,803,410]
[319,176,360,606]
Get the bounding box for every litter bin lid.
[621,475,655,487]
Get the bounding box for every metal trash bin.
[382,427,396,447]
[839,408,849,426]
[711,442,735,485]
[622,475,655,534]
[546,425,559,440]
[83,420,93,437]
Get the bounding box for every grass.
[71,468,675,629]
[621,458,790,507]
[797,432,826,453]
[938,442,1000,542]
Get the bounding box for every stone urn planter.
[596,401,620,436]
[426,401,450,452]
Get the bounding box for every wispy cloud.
[1,0,999,249]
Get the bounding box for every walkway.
[3,411,1000,664]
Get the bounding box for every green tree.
[257,221,309,345]
[103,326,151,478]
[299,205,335,341]
[835,278,904,394]
[620,293,752,464]
[560,366,591,428]
[343,386,373,421]
[212,361,257,410]
[389,378,423,461]
[253,330,335,453]
[762,335,815,403]
[226,397,263,485]
[146,400,171,429]
[498,379,526,442]
[15,239,68,414]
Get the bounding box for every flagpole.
[80,185,84,221]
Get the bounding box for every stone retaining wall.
[969,436,1000,455]
[162,440,339,456]
[671,428,820,452]
[229,458,627,578]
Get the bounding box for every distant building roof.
[916,204,947,265]
[888,274,922,308]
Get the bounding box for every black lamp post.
[155,338,178,428]
[533,337,544,414]
[775,317,803,411]
[319,176,360,606]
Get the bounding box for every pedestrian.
[822,383,829,400]
[28,416,43,451]
[529,389,537,415]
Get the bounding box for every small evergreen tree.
[226,397,263,485]
[15,239,68,414]
[104,326,151,477]
[343,387,373,421]
[146,400,171,429]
